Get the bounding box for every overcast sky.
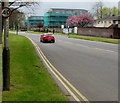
[20,0,119,16]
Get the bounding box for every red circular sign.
[2,7,12,18]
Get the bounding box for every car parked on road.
[40,33,55,43]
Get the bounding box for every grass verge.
[27,31,44,34]
[69,36,120,44]
[0,44,2,102]
[27,31,55,34]
[9,29,17,32]
[2,33,68,101]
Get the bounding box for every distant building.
[95,15,120,28]
[44,8,88,27]
[25,16,44,28]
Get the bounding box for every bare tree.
[2,1,39,31]
[91,1,104,19]
[9,2,39,11]
[9,9,25,29]
[118,1,120,11]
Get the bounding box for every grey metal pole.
[0,3,2,44]
[2,1,10,91]
[0,2,3,101]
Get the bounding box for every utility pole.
[0,2,2,44]
[2,1,10,91]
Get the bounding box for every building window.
[109,21,112,23]
[98,21,100,24]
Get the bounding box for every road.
[12,32,118,102]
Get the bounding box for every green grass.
[56,32,119,44]
[0,44,2,101]
[27,31,57,34]
[27,31,44,34]
[69,36,120,44]
[2,33,68,101]
[9,29,17,32]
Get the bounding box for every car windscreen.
[44,35,53,36]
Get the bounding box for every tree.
[37,22,43,28]
[37,22,43,32]
[66,16,78,26]
[111,6,120,16]
[99,7,111,18]
[1,2,38,32]
[9,9,25,29]
[66,14,95,27]
[118,1,120,10]
[99,7,120,18]
[92,1,120,19]
[91,1,104,19]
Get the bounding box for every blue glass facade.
[25,16,44,28]
[44,8,88,27]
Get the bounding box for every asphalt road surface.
[13,32,118,102]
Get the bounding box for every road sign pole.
[2,1,10,91]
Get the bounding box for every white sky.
[40,0,119,2]
[18,0,119,16]
[9,0,119,2]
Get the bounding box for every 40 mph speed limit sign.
[2,7,12,18]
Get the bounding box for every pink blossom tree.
[37,22,43,28]
[66,16,78,26]
[37,22,43,32]
[66,14,95,27]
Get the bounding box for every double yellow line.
[27,37,90,103]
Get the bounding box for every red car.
[40,33,55,43]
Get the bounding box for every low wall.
[77,27,120,39]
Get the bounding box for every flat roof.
[50,8,88,11]
[28,16,44,18]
